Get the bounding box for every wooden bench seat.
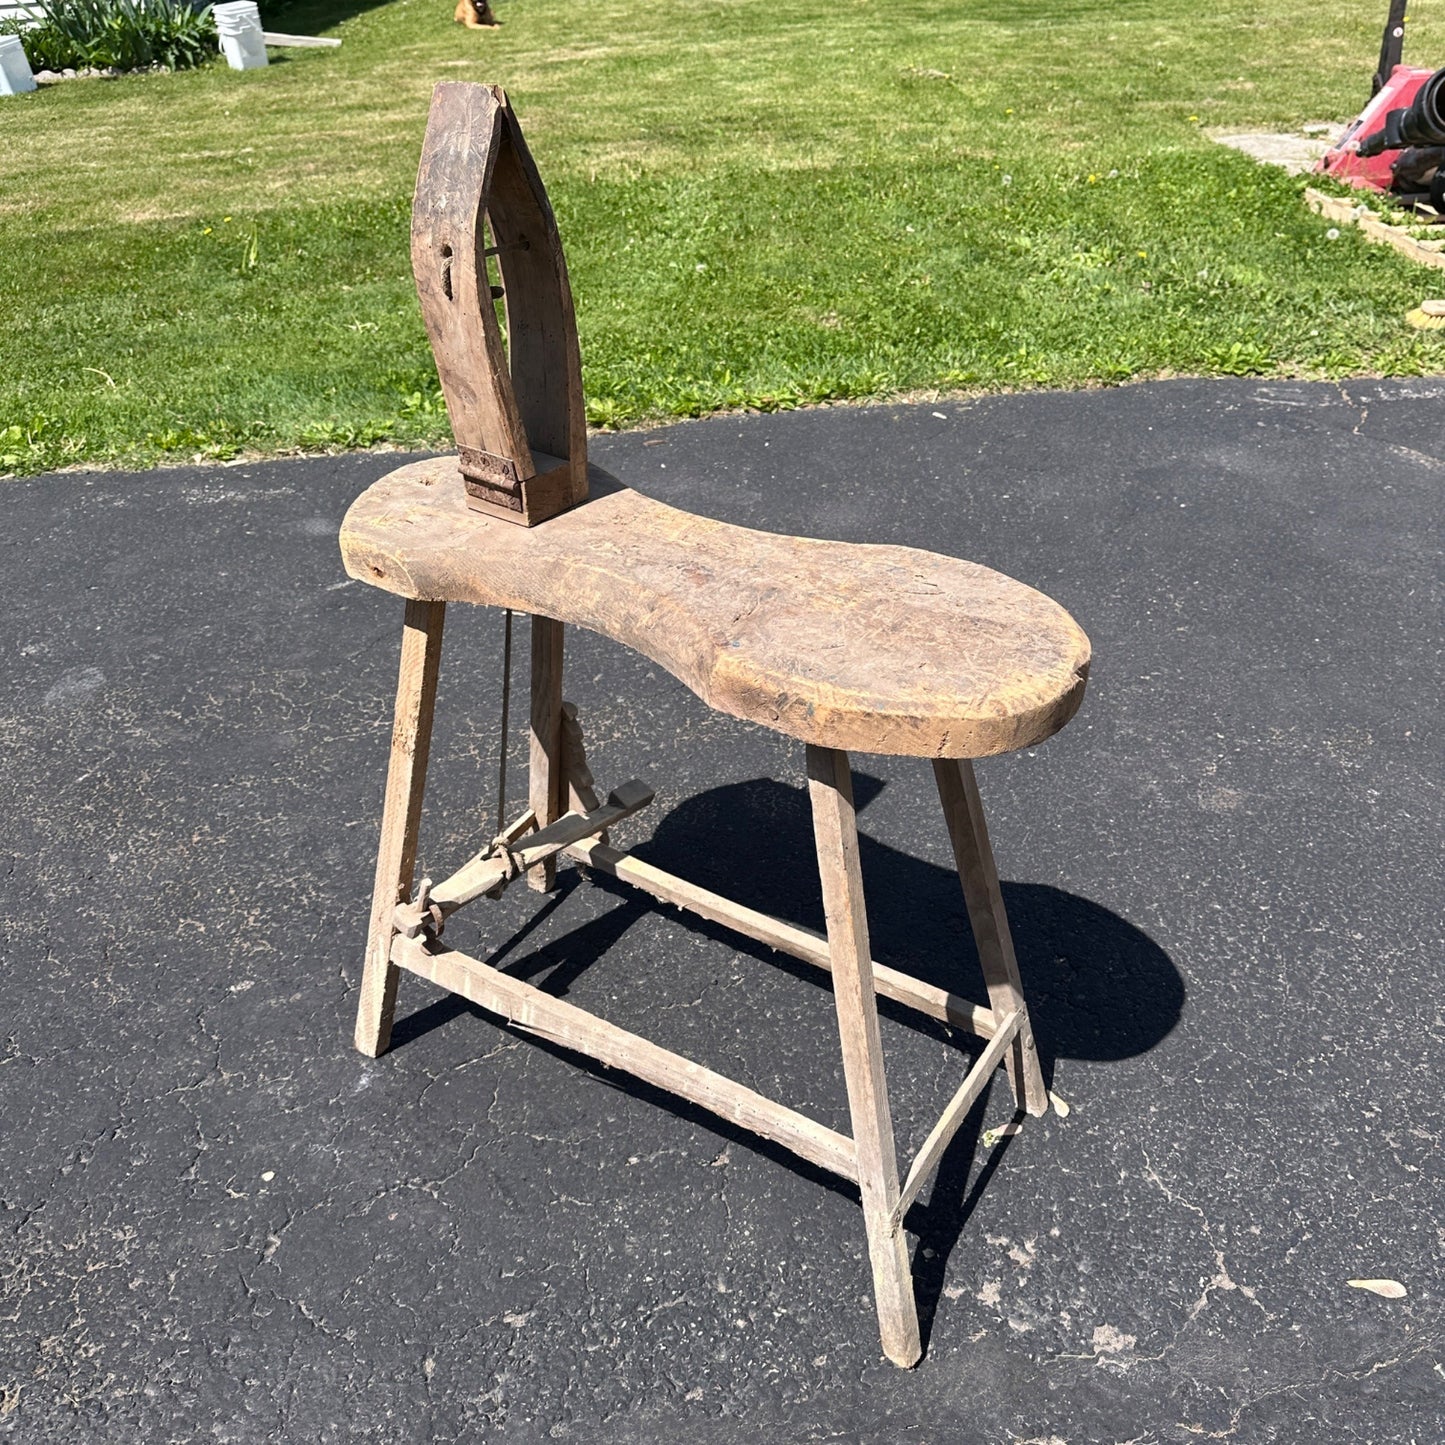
[342,456,1090,759]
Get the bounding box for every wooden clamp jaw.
[394,779,654,940]
[412,82,588,526]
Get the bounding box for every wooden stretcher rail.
[891,1010,1021,1228]
[565,838,999,1039]
[391,933,860,1183]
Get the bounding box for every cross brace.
[386,819,1028,1219]
[356,599,1054,1369]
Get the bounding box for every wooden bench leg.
[528,615,566,892]
[355,598,446,1058]
[932,758,1049,1118]
[807,744,922,1369]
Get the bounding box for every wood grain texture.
[391,934,859,1182]
[807,745,921,1369]
[561,701,604,815]
[892,1009,1021,1228]
[425,780,653,918]
[355,599,445,1057]
[341,457,1090,759]
[528,614,565,891]
[412,87,529,477]
[411,83,587,524]
[933,758,1049,1116]
[485,94,587,493]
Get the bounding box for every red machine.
[1317,0,1445,201]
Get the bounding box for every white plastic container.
[214,1,268,70]
[0,34,37,95]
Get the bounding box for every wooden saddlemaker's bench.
[342,83,1091,1367]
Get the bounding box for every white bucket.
[214,1,268,70]
[0,34,37,95]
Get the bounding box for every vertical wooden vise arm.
[411,82,589,525]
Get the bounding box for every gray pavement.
[0,378,1441,1442]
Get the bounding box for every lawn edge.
[7,362,1441,482]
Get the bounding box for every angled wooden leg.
[356,599,446,1057]
[807,744,922,1369]
[528,615,566,892]
[561,700,610,845]
[560,701,603,813]
[932,758,1049,1117]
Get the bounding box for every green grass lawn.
[4,0,1445,474]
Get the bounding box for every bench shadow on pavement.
[391,773,1183,1349]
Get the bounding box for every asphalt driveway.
[1,379,1441,1442]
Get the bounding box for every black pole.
[1375,0,1410,94]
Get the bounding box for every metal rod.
[1375,0,1409,94]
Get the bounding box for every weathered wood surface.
[422,780,654,920]
[807,744,921,1367]
[934,758,1049,1116]
[561,701,604,815]
[891,1009,1021,1228]
[391,933,860,1182]
[341,458,1090,758]
[528,614,565,890]
[412,83,587,524]
[260,30,342,46]
[355,598,445,1058]
[1306,186,1445,270]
